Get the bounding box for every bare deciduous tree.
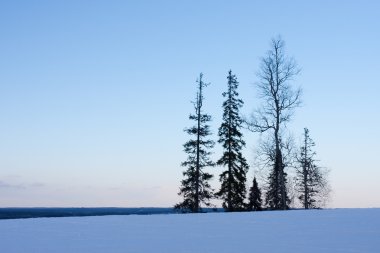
[248,36,301,210]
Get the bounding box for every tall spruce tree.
[248,177,262,211]
[216,70,249,212]
[296,128,329,209]
[248,37,301,210]
[175,73,215,213]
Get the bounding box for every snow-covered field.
[1,209,379,253]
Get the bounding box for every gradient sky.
[1,1,379,208]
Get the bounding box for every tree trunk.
[194,75,202,213]
[303,130,309,209]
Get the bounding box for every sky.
[0,0,379,208]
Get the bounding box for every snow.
[0,208,379,253]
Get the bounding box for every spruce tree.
[296,128,329,209]
[248,177,262,211]
[175,73,215,213]
[216,70,249,212]
[265,140,291,210]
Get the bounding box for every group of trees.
[175,37,330,213]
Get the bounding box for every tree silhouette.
[216,70,249,211]
[296,128,330,209]
[248,36,301,210]
[175,73,215,213]
[248,177,263,211]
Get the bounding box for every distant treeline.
[0,207,224,220]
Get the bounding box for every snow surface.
[0,209,379,253]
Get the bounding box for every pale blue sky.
[0,1,379,207]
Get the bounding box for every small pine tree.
[248,177,262,211]
[215,70,249,212]
[175,73,215,213]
